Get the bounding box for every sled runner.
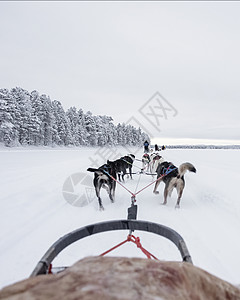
[31,218,192,277]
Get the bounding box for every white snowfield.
[0,146,240,289]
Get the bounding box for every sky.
[0,1,240,145]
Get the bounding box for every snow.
[0,146,240,288]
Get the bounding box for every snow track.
[0,147,240,288]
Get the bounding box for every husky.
[153,161,196,208]
[141,153,150,173]
[111,154,135,182]
[87,160,117,210]
[149,152,165,175]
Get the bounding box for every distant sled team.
[141,152,165,175]
[87,147,196,210]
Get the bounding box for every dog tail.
[178,162,196,178]
[87,168,104,176]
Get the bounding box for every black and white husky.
[153,161,196,208]
[87,160,117,210]
[149,152,165,175]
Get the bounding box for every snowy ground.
[0,146,240,288]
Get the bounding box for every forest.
[0,87,149,147]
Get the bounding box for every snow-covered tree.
[0,86,150,147]
[77,108,87,145]
[84,111,97,146]
[52,100,72,146]
[66,107,81,146]
[0,89,19,146]
[10,87,33,145]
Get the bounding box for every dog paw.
[153,191,159,194]
[175,204,180,209]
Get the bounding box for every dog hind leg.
[94,180,104,210]
[163,182,170,205]
[129,166,133,179]
[175,181,184,208]
[122,169,127,182]
[153,177,162,194]
[168,185,174,197]
[111,182,116,202]
[118,173,122,182]
[109,182,115,203]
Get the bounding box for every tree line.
[0,87,149,147]
[167,145,240,149]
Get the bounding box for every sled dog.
[149,152,165,175]
[87,161,117,210]
[153,161,196,208]
[141,153,150,173]
[111,154,135,182]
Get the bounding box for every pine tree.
[66,107,80,146]
[52,100,72,146]
[10,87,33,145]
[84,111,97,146]
[77,108,87,145]
[0,89,19,146]
[0,86,150,147]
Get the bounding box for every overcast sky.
[1,1,240,144]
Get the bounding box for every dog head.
[106,160,117,173]
[142,153,150,162]
[153,154,162,161]
[128,154,135,161]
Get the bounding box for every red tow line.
[99,167,177,261]
[103,167,176,201]
[100,234,158,260]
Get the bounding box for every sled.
[31,219,193,277]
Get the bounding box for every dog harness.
[162,165,177,176]
[101,164,114,178]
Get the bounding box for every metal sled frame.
[31,219,193,277]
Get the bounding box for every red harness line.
[111,176,136,197]
[100,234,158,260]
[100,168,177,260]
[104,168,174,200]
